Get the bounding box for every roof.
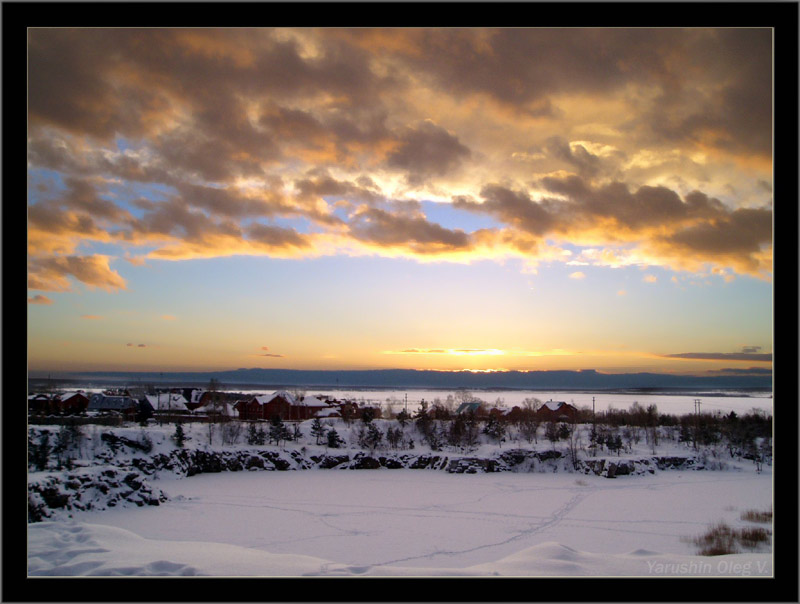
[60,391,89,400]
[315,407,341,417]
[29,393,54,400]
[543,400,566,411]
[89,394,138,410]
[456,402,482,414]
[297,396,328,408]
[189,389,208,404]
[146,393,189,411]
[251,391,297,405]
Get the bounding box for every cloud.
[663,352,772,362]
[348,206,471,254]
[569,271,586,280]
[386,120,471,183]
[617,290,627,296]
[383,348,505,356]
[28,255,127,292]
[25,27,773,296]
[456,177,771,278]
[28,295,53,305]
[705,367,772,375]
[161,315,177,320]
[643,274,657,283]
[454,185,554,236]
[80,315,103,320]
[544,136,603,178]
[740,345,762,354]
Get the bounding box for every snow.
[28,466,772,577]
[26,393,774,579]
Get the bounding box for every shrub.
[740,507,772,523]
[685,520,772,556]
[687,522,740,556]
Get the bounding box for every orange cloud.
[28,255,127,292]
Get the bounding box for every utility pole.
[693,399,701,451]
[404,393,408,414]
[592,397,597,457]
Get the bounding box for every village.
[27,385,580,426]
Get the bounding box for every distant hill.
[52,368,772,391]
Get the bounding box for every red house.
[28,394,54,415]
[234,392,295,421]
[54,392,90,414]
[535,400,578,422]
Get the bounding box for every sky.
[27,27,773,376]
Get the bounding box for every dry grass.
[740,507,772,523]
[737,527,771,548]
[685,520,772,556]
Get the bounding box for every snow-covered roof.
[315,407,341,417]
[29,393,53,400]
[59,391,88,400]
[192,402,233,415]
[297,396,328,408]
[544,401,566,411]
[146,393,189,411]
[251,391,297,405]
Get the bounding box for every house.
[535,400,578,422]
[233,391,296,421]
[488,406,516,422]
[315,406,341,419]
[146,393,190,413]
[292,395,331,421]
[28,393,55,415]
[89,393,139,419]
[54,391,90,415]
[184,389,214,411]
[355,404,382,421]
[455,402,488,418]
[502,405,526,423]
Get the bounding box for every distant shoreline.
[28,372,772,397]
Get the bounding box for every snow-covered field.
[29,464,772,577]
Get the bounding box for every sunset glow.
[27,27,773,378]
